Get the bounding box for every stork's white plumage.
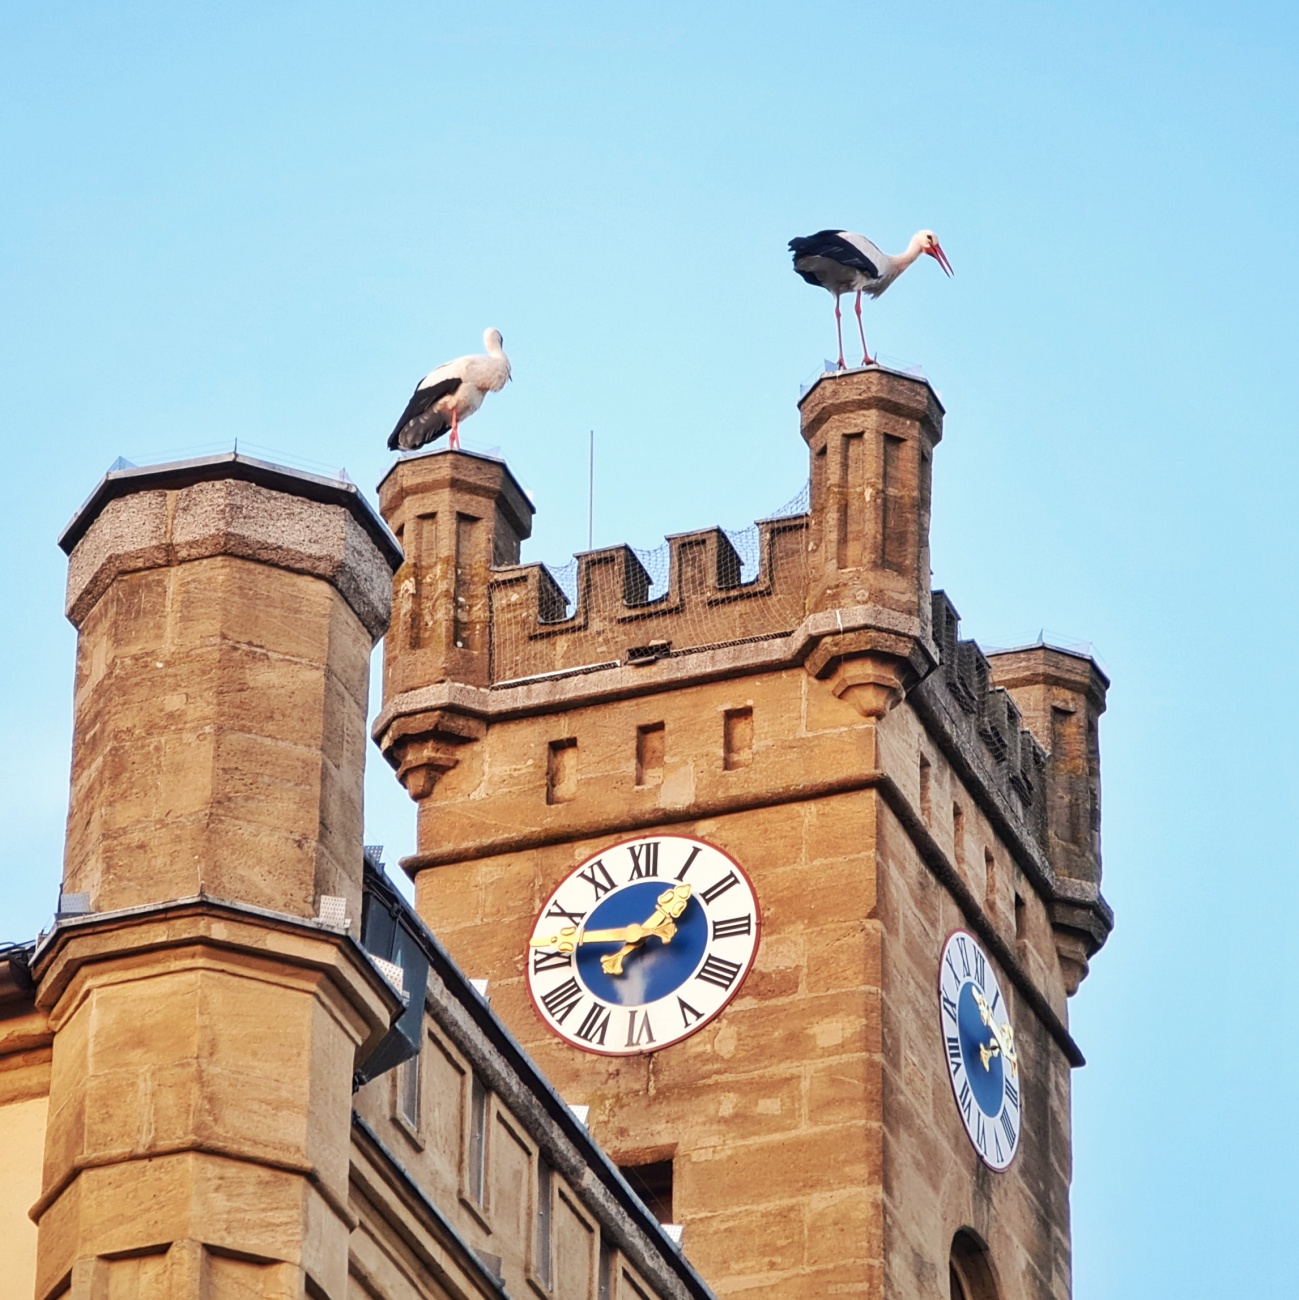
[388,328,512,452]
[788,229,953,369]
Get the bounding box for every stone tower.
[35,456,402,1297]
[375,369,1112,1298]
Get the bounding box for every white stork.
[388,328,512,452]
[788,229,953,369]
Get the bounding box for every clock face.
[938,930,1022,1171]
[526,834,760,1056]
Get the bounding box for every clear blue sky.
[2,3,1296,1294]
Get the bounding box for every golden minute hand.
[600,884,694,976]
[972,989,1019,1077]
[528,886,695,964]
[528,917,678,952]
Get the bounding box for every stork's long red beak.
[927,242,954,277]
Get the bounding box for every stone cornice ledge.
[373,603,933,744]
[31,895,401,1047]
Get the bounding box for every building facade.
[0,457,713,1300]
[374,368,1111,1298]
[0,365,1111,1299]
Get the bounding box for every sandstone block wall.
[377,368,1112,1297]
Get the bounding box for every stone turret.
[375,448,533,798]
[987,645,1110,992]
[35,455,402,1298]
[798,367,943,717]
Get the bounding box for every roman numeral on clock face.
[711,914,752,940]
[1004,1079,1019,1111]
[546,901,584,927]
[675,845,702,881]
[677,997,704,1028]
[626,1009,655,1048]
[696,954,742,990]
[1001,1109,1016,1146]
[540,978,583,1024]
[576,1003,611,1046]
[958,1079,973,1121]
[577,859,615,899]
[532,948,572,974]
[700,871,739,904]
[946,1035,963,1074]
[627,841,660,878]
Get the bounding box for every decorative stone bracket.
[377,708,487,801]
[805,627,938,719]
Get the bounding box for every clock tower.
[374,369,1111,1298]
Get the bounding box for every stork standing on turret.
[388,328,512,452]
[788,229,953,369]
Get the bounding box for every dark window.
[535,1157,553,1286]
[618,1158,674,1224]
[467,1075,488,1204]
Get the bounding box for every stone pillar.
[799,369,944,717]
[375,449,534,798]
[987,645,1110,991]
[33,455,402,1299]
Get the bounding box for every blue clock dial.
[957,981,1004,1117]
[575,882,709,1006]
[938,930,1022,1171]
[528,835,761,1056]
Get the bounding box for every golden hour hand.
[972,988,1018,1078]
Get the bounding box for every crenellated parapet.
[915,590,1113,992]
[920,591,1051,848]
[488,513,810,682]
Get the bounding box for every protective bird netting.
[489,482,813,683]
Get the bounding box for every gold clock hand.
[972,989,1019,1078]
[599,884,694,976]
[529,886,694,973]
[528,917,679,951]
[529,925,580,954]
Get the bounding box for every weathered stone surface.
[63,459,399,641]
[381,373,1109,1297]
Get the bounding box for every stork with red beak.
[788,229,953,369]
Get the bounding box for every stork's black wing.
[788,230,880,280]
[387,377,461,450]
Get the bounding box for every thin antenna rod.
[587,430,595,551]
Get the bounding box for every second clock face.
[939,929,1023,1171]
[526,835,760,1056]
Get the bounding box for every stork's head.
[917,231,954,276]
[484,328,512,382]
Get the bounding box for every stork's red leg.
[449,407,460,450]
[834,296,846,370]
[855,292,873,366]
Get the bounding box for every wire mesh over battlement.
[488,482,812,684]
